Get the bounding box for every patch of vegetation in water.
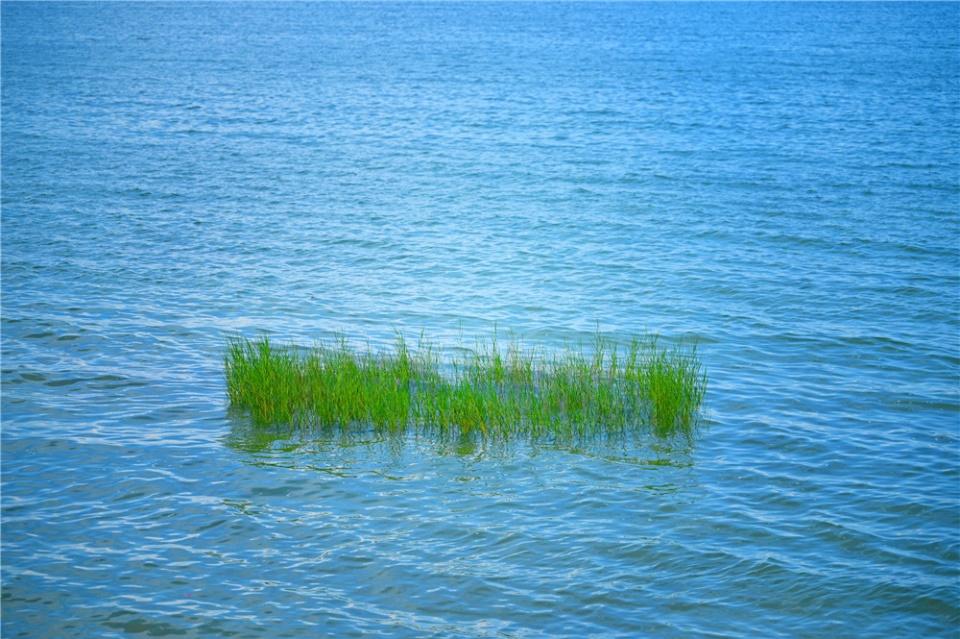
[225,333,706,440]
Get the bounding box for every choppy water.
[3,2,959,637]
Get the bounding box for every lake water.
[3,2,958,637]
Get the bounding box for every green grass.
[225,333,706,439]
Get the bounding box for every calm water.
[3,2,958,637]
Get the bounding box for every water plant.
[225,332,706,439]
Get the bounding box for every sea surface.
[3,2,958,637]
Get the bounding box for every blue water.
[3,2,958,637]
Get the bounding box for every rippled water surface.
[3,2,959,637]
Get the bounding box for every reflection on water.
[225,412,697,472]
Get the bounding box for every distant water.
[3,3,958,637]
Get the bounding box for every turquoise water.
[3,2,958,637]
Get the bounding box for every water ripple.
[4,2,959,637]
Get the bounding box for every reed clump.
[225,333,706,439]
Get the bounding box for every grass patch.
[225,333,706,439]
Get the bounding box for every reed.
[225,333,706,439]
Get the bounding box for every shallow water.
[2,2,958,637]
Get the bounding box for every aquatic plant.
[225,333,706,439]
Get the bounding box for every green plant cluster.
[225,333,706,439]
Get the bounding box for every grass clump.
[225,333,706,440]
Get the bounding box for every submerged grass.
[225,333,706,439]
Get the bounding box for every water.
[3,2,958,637]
